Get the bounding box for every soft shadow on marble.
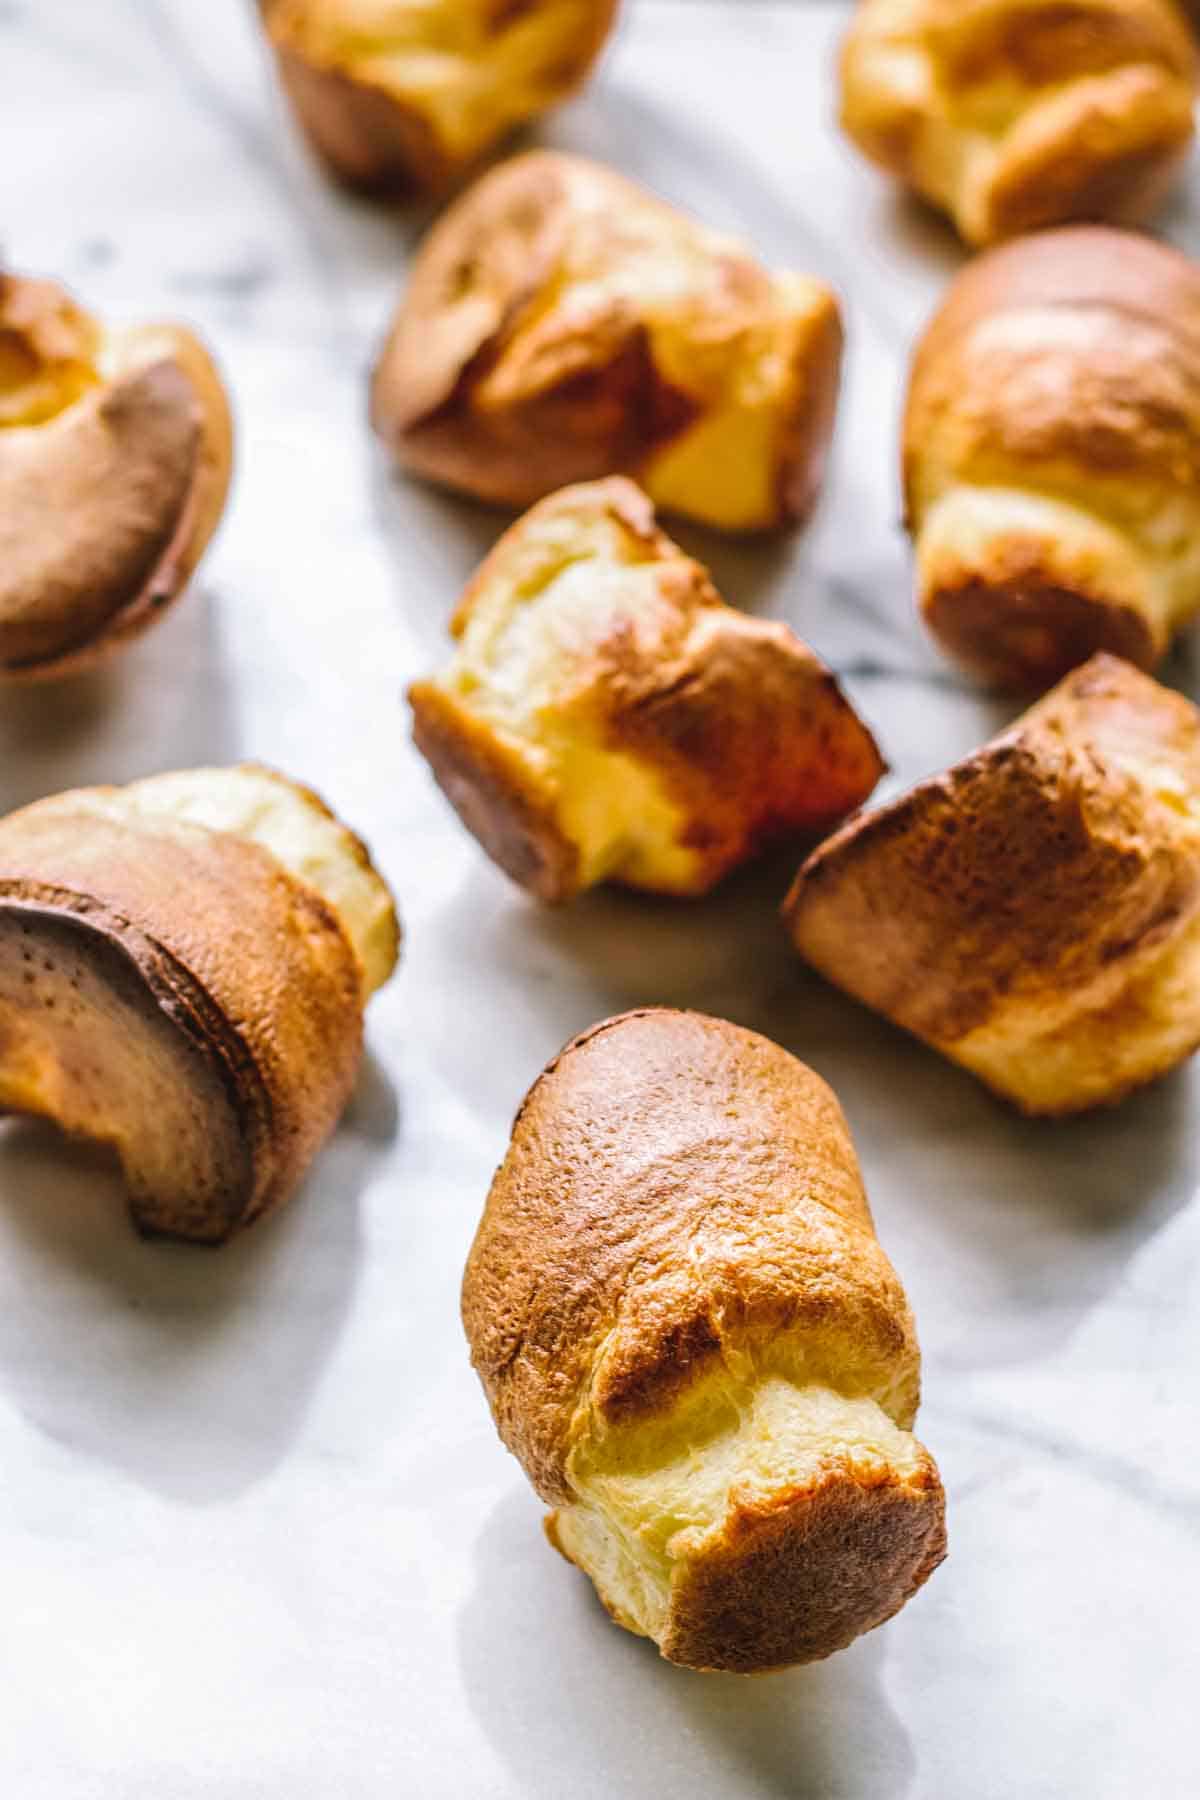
[0,583,242,813]
[458,1487,919,1800]
[0,1052,397,1504]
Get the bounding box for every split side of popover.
[408,477,884,900]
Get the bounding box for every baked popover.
[463,1009,947,1673]
[260,0,618,193]
[0,271,232,681]
[371,151,843,533]
[0,765,398,1241]
[840,0,1197,246]
[409,478,884,900]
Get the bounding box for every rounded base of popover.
[409,678,582,902]
[924,573,1158,692]
[548,1387,946,1674]
[270,44,448,195]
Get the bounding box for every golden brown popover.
[462,1008,947,1674]
[371,151,843,533]
[0,765,399,1242]
[0,272,232,682]
[259,0,618,194]
[408,478,884,900]
[839,0,1197,247]
[785,654,1200,1115]
[904,226,1200,692]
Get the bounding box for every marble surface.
[1,2,1198,1795]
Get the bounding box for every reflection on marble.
[0,3,1197,1797]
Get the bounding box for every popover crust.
[371,151,843,533]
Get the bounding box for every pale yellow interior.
[47,767,399,999]
[0,303,200,432]
[436,495,701,892]
[553,1372,929,1646]
[642,271,834,532]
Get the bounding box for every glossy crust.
[0,273,233,681]
[785,654,1200,1115]
[409,478,884,900]
[0,766,398,1242]
[463,1009,946,1673]
[903,226,1200,691]
[840,0,1197,247]
[259,0,618,194]
[371,151,844,533]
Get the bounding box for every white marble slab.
[0,2,1197,1795]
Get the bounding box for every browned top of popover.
[462,1008,923,1508]
[0,795,363,1237]
[916,223,1200,348]
[784,653,1200,1047]
[904,226,1200,523]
